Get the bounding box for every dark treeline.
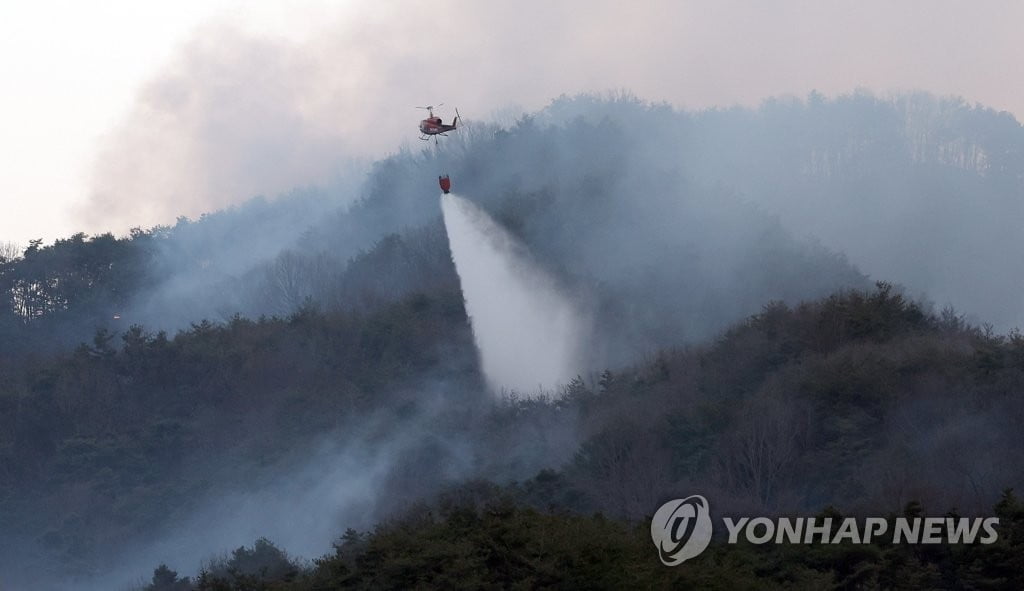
[0,231,152,354]
[138,283,1023,589]
[0,187,355,355]
[144,488,1024,591]
[137,282,1024,590]
[3,283,1024,586]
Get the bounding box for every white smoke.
[441,193,587,395]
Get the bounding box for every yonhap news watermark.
[651,494,1000,566]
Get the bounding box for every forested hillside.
[4,92,1022,357]
[3,282,1023,588]
[1,92,1023,588]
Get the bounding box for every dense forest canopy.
[1,91,1023,589]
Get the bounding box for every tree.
[145,564,191,591]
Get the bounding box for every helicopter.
[417,104,461,143]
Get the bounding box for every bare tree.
[572,422,674,520]
[0,241,20,262]
[716,380,810,510]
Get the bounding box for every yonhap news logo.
[652,495,1000,566]
[650,495,713,565]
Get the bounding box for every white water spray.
[441,194,585,395]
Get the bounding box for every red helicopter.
[417,104,460,143]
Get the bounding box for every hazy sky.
[2,0,1022,245]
